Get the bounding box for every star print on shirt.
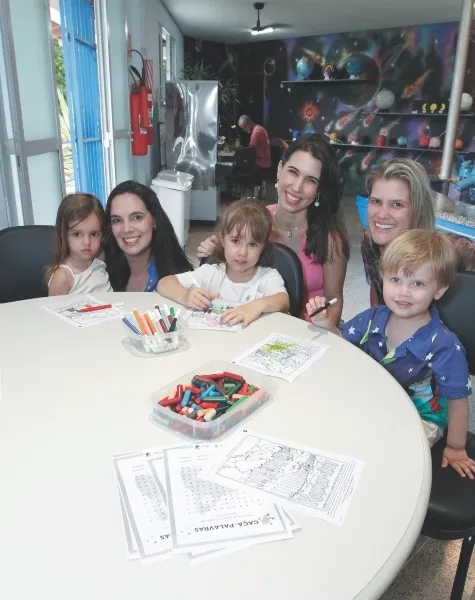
[431,333,437,343]
[348,326,355,335]
[456,344,461,351]
[441,376,446,381]
[428,362,432,368]
[467,378,472,390]
[372,327,379,333]
[408,368,413,373]
[378,341,383,347]
[425,352,433,361]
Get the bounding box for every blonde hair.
[213,199,273,265]
[366,158,435,231]
[380,229,457,287]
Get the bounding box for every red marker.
[77,302,124,313]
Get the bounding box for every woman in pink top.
[197,134,349,324]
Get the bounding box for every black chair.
[422,271,475,600]
[0,225,55,303]
[228,147,262,199]
[200,242,304,318]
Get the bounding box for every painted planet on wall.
[296,57,314,79]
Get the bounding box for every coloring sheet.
[162,443,292,553]
[112,451,172,562]
[183,300,242,332]
[200,430,365,525]
[42,294,122,328]
[233,333,329,382]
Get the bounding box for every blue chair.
[0,226,55,303]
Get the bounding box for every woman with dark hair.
[104,180,193,291]
[197,134,349,323]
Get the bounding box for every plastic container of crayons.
[121,307,188,358]
[149,361,273,440]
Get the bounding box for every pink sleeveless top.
[267,204,324,321]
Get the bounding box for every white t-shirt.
[175,263,287,304]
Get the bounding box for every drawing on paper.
[239,335,320,376]
[42,294,122,327]
[185,301,241,331]
[215,435,348,512]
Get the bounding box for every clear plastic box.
[149,360,273,440]
[122,326,189,358]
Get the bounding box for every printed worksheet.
[118,488,140,560]
[112,451,172,562]
[183,300,242,332]
[200,430,365,525]
[42,294,122,328]
[232,333,329,382]
[163,444,292,553]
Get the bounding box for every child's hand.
[442,446,475,478]
[196,235,218,259]
[221,301,263,328]
[306,296,330,324]
[185,288,214,311]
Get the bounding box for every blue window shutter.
[60,0,105,204]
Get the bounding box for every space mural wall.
[185,22,475,192]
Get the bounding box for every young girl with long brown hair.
[46,193,112,296]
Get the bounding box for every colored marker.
[122,316,141,335]
[77,302,124,313]
[308,298,337,318]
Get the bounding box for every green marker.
[227,395,248,411]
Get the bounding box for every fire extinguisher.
[128,50,153,155]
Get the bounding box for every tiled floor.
[185,191,475,600]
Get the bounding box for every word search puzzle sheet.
[163,444,291,553]
[201,430,365,525]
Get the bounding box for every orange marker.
[133,309,147,335]
[144,312,157,334]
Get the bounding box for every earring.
[274,179,279,189]
[314,194,320,207]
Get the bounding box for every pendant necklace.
[273,214,306,238]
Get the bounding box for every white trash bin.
[151,170,194,248]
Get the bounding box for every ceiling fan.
[250,3,274,36]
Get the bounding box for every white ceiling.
[162,0,466,44]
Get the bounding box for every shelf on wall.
[280,79,379,85]
[329,142,470,154]
[361,111,475,118]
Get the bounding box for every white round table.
[0,293,431,600]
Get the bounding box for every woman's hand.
[306,296,330,324]
[221,300,264,328]
[442,446,475,479]
[196,235,218,259]
[184,288,214,310]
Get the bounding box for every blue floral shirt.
[340,305,471,428]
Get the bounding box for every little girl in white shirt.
[158,199,290,327]
[46,193,112,295]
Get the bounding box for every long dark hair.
[104,180,193,291]
[281,134,349,264]
[45,193,106,283]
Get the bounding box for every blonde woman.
[362,158,475,305]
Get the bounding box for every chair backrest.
[267,242,304,318]
[0,225,55,303]
[234,147,256,167]
[199,241,304,318]
[434,271,475,375]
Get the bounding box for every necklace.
[273,214,306,238]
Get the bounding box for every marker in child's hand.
[308,298,337,318]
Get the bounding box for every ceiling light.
[251,27,274,36]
